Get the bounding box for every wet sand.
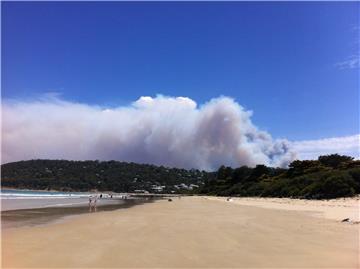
[2,196,359,268]
[1,198,152,229]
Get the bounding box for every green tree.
[232,166,252,183]
[318,154,354,169]
[216,165,233,182]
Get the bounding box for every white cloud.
[335,55,360,69]
[3,95,357,169]
[2,95,295,170]
[291,134,360,161]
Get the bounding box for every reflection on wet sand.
[1,198,154,229]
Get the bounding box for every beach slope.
[2,196,359,268]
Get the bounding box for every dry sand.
[2,196,359,268]
[206,196,360,222]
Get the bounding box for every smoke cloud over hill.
[2,95,296,170]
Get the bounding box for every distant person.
[88,195,98,212]
[93,195,98,212]
[89,196,93,212]
[100,194,102,199]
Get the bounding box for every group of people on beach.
[88,193,115,212]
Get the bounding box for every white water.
[0,189,123,211]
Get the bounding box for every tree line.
[1,159,211,193]
[1,154,359,199]
[199,154,360,199]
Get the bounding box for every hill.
[1,159,213,193]
[199,154,360,199]
[2,154,360,199]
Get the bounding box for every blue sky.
[2,2,359,145]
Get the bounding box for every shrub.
[301,173,355,199]
[318,154,354,169]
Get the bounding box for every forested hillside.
[1,160,212,193]
[199,154,360,199]
[2,154,360,199]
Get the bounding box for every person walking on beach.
[89,196,93,212]
[93,195,97,212]
[88,195,98,212]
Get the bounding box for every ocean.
[0,189,148,228]
[1,189,101,211]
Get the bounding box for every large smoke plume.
[2,95,295,170]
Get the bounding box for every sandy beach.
[2,196,359,268]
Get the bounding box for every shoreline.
[1,197,156,230]
[2,193,359,229]
[3,186,360,201]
